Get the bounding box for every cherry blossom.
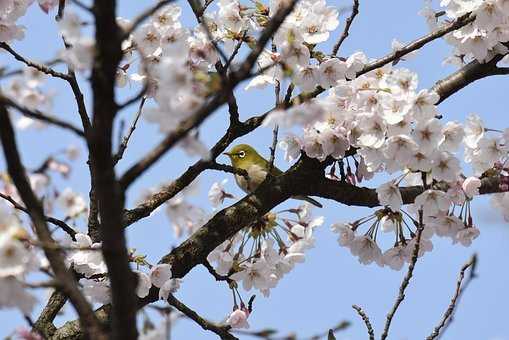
[462,176,482,198]
[376,181,403,212]
[226,308,250,329]
[66,233,107,277]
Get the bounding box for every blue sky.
[1,1,508,339]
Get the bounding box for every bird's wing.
[265,160,283,176]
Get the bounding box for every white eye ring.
[238,151,245,158]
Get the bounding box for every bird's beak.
[223,152,232,157]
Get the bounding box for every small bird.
[223,144,323,208]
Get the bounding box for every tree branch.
[0,95,85,138]
[426,254,477,340]
[351,305,374,340]
[331,0,360,56]
[0,58,61,79]
[202,260,234,285]
[33,291,67,338]
[166,294,238,340]
[0,42,70,80]
[380,211,424,340]
[361,13,475,75]
[208,162,249,179]
[113,96,146,164]
[121,113,267,227]
[432,54,508,104]
[0,104,106,340]
[296,12,476,103]
[90,0,137,339]
[0,192,77,239]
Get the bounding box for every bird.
[223,144,323,208]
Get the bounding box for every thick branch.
[33,291,67,338]
[90,0,137,339]
[51,305,111,340]
[432,54,507,104]
[0,104,105,340]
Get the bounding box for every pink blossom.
[462,176,481,198]
[226,308,250,329]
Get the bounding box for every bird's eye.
[238,151,245,158]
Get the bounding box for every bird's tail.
[293,195,323,208]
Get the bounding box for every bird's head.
[223,144,262,169]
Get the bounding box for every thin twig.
[380,210,424,340]
[224,32,247,70]
[113,96,146,164]
[0,192,77,239]
[0,43,69,80]
[0,95,85,138]
[71,0,93,12]
[187,0,228,63]
[426,254,478,340]
[361,13,475,75]
[268,125,279,174]
[352,305,375,340]
[331,0,360,56]
[268,42,280,173]
[202,260,234,285]
[0,58,61,79]
[56,0,66,21]
[166,294,238,340]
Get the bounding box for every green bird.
[223,144,323,208]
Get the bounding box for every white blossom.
[376,181,403,211]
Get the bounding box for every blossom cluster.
[421,0,509,64]
[0,0,59,42]
[245,0,341,90]
[4,67,54,129]
[207,202,323,296]
[263,50,508,267]
[0,205,46,314]
[66,233,181,304]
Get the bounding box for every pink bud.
[225,308,250,329]
[38,0,58,13]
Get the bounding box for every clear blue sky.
[1,1,508,339]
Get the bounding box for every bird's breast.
[235,164,268,193]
